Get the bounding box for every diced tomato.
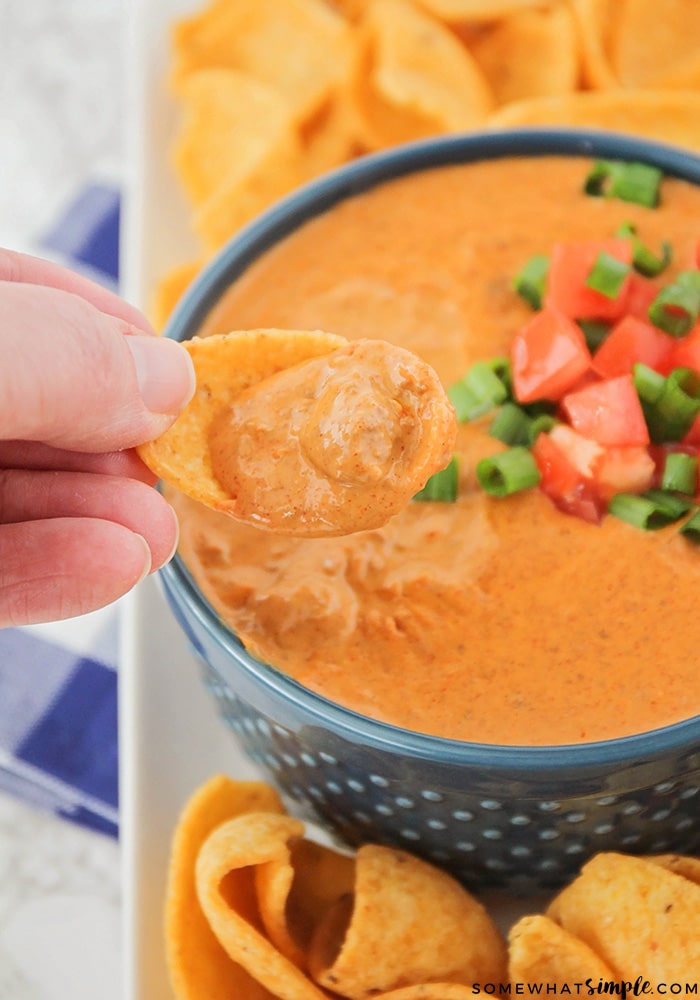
[549,424,605,477]
[592,446,655,501]
[532,431,582,494]
[683,412,700,445]
[649,441,700,478]
[510,306,592,403]
[621,272,659,322]
[531,430,603,524]
[562,374,650,446]
[563,370,603,396]
[545,239,634,321]
[592,315,674,377]
[668,321,700,374]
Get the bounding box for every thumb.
[0,281,195,452]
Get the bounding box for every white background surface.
[0,2,131,997]
[0,7,251,997]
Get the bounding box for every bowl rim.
[160,126,700,769]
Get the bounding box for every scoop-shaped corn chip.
[165,775,284,1000]
[137,328,345,514]
[412,0,545,20]
[308,844,508,996]
[568,0,619,90]
[255,834,355,969]
[546,852,700,982]
[301,93,361,179]
[326,0,371,19]
[170,68,308,249]
[379,986,479,1000]
[508,913,616,985]
[195,812,327,1000]
[193,139,307,251]
[138,329,456,537]
[489,90,700,155]
[350,0,493,150]
[646,853,700,886]
[172,69,301,209]
[610,0,700,90]
[468,5,579,106]
[171,0,353,124]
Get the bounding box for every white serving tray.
[119,2,242,997]
[120,577,264,1000]
[118,5,536,997]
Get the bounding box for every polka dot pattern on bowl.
[199,659,700,891]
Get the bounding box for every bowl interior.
[160,127,700,768]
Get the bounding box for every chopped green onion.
[633,362,666,404]
[616,221,672,277]
[448,360,510,423]
[522,398,557,418]
[527,413,559,444]
[489,402,532,446]
[585,251,631,299]
[584,159,663,208]
[644,488,694,519]
[448,381,478,422]
[643,367,700,443]
[413,455,459,502]
[661,452,699,495]
[513,254,550,310]
[608,490,692,530]
[679,508,700,543]
[648,270,700,337]
[486,356,513,395]
[578,319,611,352]
[476,447,541,497]
[608,494,663,530]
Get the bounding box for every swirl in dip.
[208,337,456,536]
[168,155,700,745]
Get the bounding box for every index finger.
[0,440,158,485]
[0,247,155,335]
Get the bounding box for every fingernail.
[127,336,196,415]
[134,533,153,586]
[161,505,181,569]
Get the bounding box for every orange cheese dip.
[170,156,700,745]
[208,337,456,536]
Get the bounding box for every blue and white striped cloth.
[0,183,122,838]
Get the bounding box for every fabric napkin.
[0,184,122,838]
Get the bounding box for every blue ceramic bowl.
[160,129,700,892]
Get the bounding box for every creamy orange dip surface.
[170,156,700,746]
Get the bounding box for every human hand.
[0,249,195,626]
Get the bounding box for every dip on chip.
[138,328,456,537]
